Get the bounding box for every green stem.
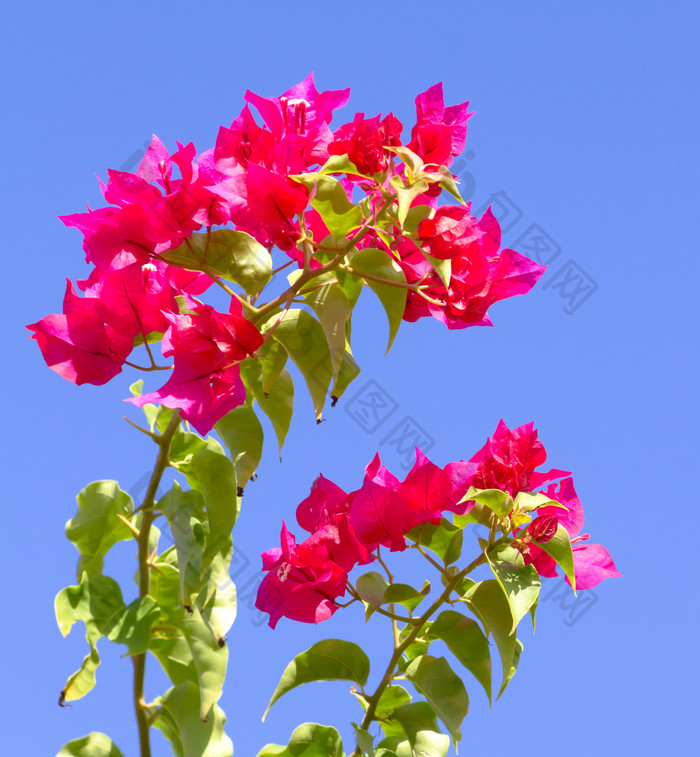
[351,547,492,755]
[253,196,395,324]
[132,413,182,757]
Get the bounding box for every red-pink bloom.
[402,207,547,329]
[408,83,473,168]
[256,522,351,628]
[245,73,349,141]
[467,419,567,497]
[27,280,132,385]
[347,452,446,552]
[417,205,483,260]
[213,106,278,172]
[296,474,351,533]
[526,478,621,589]
[329,113,403,175]
[60,204,157,271]
[208,162,308,251]
[77,262,173,339]
[126,299,263,435]
[61,137,228,270]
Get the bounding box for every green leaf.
[485,544,540,633]
[409,519,462,564]
[461,580,517,698]
[353,724,376,757]
[513,491,566,513]
[215,399,264,489]
[256,723,344,757]
[161,229,272,295]
[501,638,523,693]
[375,685,413,720]
[260,339,289,395]
[55,573,125,645]
[346,248,407,353]
[263,309,332,421]
[534,523,577,592]
[59,644,100,704]
[197,551,237,644]
[426,610,492,705]
[458,487,512,519]
[300,274,353,386]
[314,154,366,177]
[356,571,389,619]
[154,681,233,757]
[56,573,159,658]
[177,438,239,569]
[384,583,429,615]
[265,639,370,719]
[57,732,124,757]
[293,174,363,240]
[404,656,469,744]
[159,483,207,605]
[106,596,160,655]
[241,360,294,454]
[419,248,451,289]
[181,607,229,719]
[391,702,449,757]
[65,481,135,579]
[389,177,430,227]
[330,339,361,400]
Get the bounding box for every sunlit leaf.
[57,732,124,757]
[65,481,135,580]
[265,639,370,719]
[262,309,332,421]
[404,656,468,744]
[426,610,492,705]
[154,681,233,757]
[215,398,264,489]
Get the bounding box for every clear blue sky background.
[3,1,698,754]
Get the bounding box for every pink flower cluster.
[28,75,548,434]
[256,420,620,628]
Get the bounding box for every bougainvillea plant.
[28,74,618,757]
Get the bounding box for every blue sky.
[4,1,699,754]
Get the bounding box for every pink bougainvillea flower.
[348,453,419,552]
[77,262,174,339]
[417,205,483,260]
[397,449,452,527]
[296,474,351,533]
[27,280,132,385]
[255,522,350,629]
[402,206,547,329]
[524,478,621,589]
[408,83,473,168]
[60,204,156,270]
[245,73,350,140]
[208,162,309,251]
[329,112,403,176]
[126,298,263,435]
[213,106,278,172]
[468,419,562,496]
[442,459,480,514]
